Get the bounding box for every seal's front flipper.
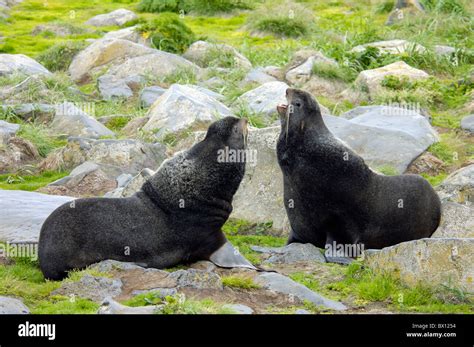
[209,242,258,270]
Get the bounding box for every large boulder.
[183,40,252,69]
[85,9,137,27]
[364,238,473,293]
[49,102,115,139]
[102,26,148,46]
[98,74,143,100]
[0,296,30,314]
[142,84,231,139]
[0,190,74,243]
[68,39,156,83]
[235,81,289,121]
[461,114,474,133]
[355,61,429,96]
[351,39,425,55]
[432,202,474,239]
[39,137,167,175]
[106,52,199,80]
[242,68,277,86]
[140,86,166,108]
[0,54,51,76]
[436,165,474,204]
[38,161,118,198]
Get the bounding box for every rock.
[437,165,474,204]
[251,243,326,264]
[39,137,167,175]
[85,9,137,27]
[140,86,166,108]
[406,152,444,176]
[0,296,30,314]
[0,120,20,143]
[242,68,277,85]
[263,65,284,80]
[222,304,254,314]
[106,51,199,81]
[98,297,160,314]
[121,116,149,137]
[235,81,289,121]
[89,259,146,273]
[116,173,133,188]
[351,40,425,55]
[49,102,115,139]
[105,167,154,198]
[302,75,348,101]
[184,84,225,101]
[0,189,74,243]
[286,52,337,85]
[37,161,117,197]
[364,238,473,293]
[98,74,144,100]
[53,274,123,302]
[386,0,425,25]
[189,260,217,272]
[432,202,474,238]
[295,309,311,314]
[0,54,51,76]
[199,76,225,90]
[31,23,87,37]
[131,288,177,297]
[434,45,456,56]
[343,106,438,151]
[0,137,40,173]
[68,39,156,83]
[168,269,223,290]
[255,272,346,310]
[102,26,147,45]
[461,115,474,133]
[0,75,46,101]
[183,40,252,69]
[142,84,231,138]
[0,104,55,122]
[355,61,429,96]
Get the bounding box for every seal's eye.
[295,102,301,108]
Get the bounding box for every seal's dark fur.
[39,117,247,280]
[276,89,441,250]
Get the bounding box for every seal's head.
[205,116,248,151]
[277,88,325,140]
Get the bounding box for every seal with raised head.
[276,88,441,254]
[39,117,255,280]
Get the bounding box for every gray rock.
[140,86,166,107]
[432,202,474,238]
[89,259,146,273]
[437,165,474,204]
[199,76,225,90]
[69,38,157,83]
[461,115,474,133]
[235,81,289,121]
[341,104,431,122]
[351,40,425,55]
[106,51,199,81]
[142,84,231,138]
[98,74,136,100]
[242,68,277,85]
[355,61,429,96]
[0,54,51,76]
[386,0,425,25]
[52,274,123,302]
[0,190,74,243]
[222,303,254,314]
[0,104,55,120]
[184,84,225,101]
[105,168,154,198]
[39,137,167,175]
[102,26,147,45]
[183,40,252,69]
[98,297,160,314]
[0,296,30,314]
[286,52,337,85]
[251,243,326,264]
[0,75,46,101]
[434,45,456,56]
[295,309,311,314]
[255,272,346,311]
[50,102,115,139]
[121,116,150,137]
[168,269,223,290]
[85,9,137,27]
[131,288,177,297]
[364,238,474,293]
[116,173,133,188]
[0,120,20,143]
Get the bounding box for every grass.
[137,0,253,15]
[17,123,67,157]
[36,40,87,72]
[0,171,69,191]
[311,62,356,82]
[221,275,261,289]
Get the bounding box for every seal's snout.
[277,104,288,117]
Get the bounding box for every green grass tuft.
[222,275,261,289]
[36,40,87,72]
[0,171,69,191]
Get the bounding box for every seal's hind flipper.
[209,242,258,270]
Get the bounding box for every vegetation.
[0,171,69,191]
[137,0,253,15]
[136,13,196,53]
[222,275,261,289]
[37,40,87,72]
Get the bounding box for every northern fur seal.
[276,88,441,252]
[39,117,255,280]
